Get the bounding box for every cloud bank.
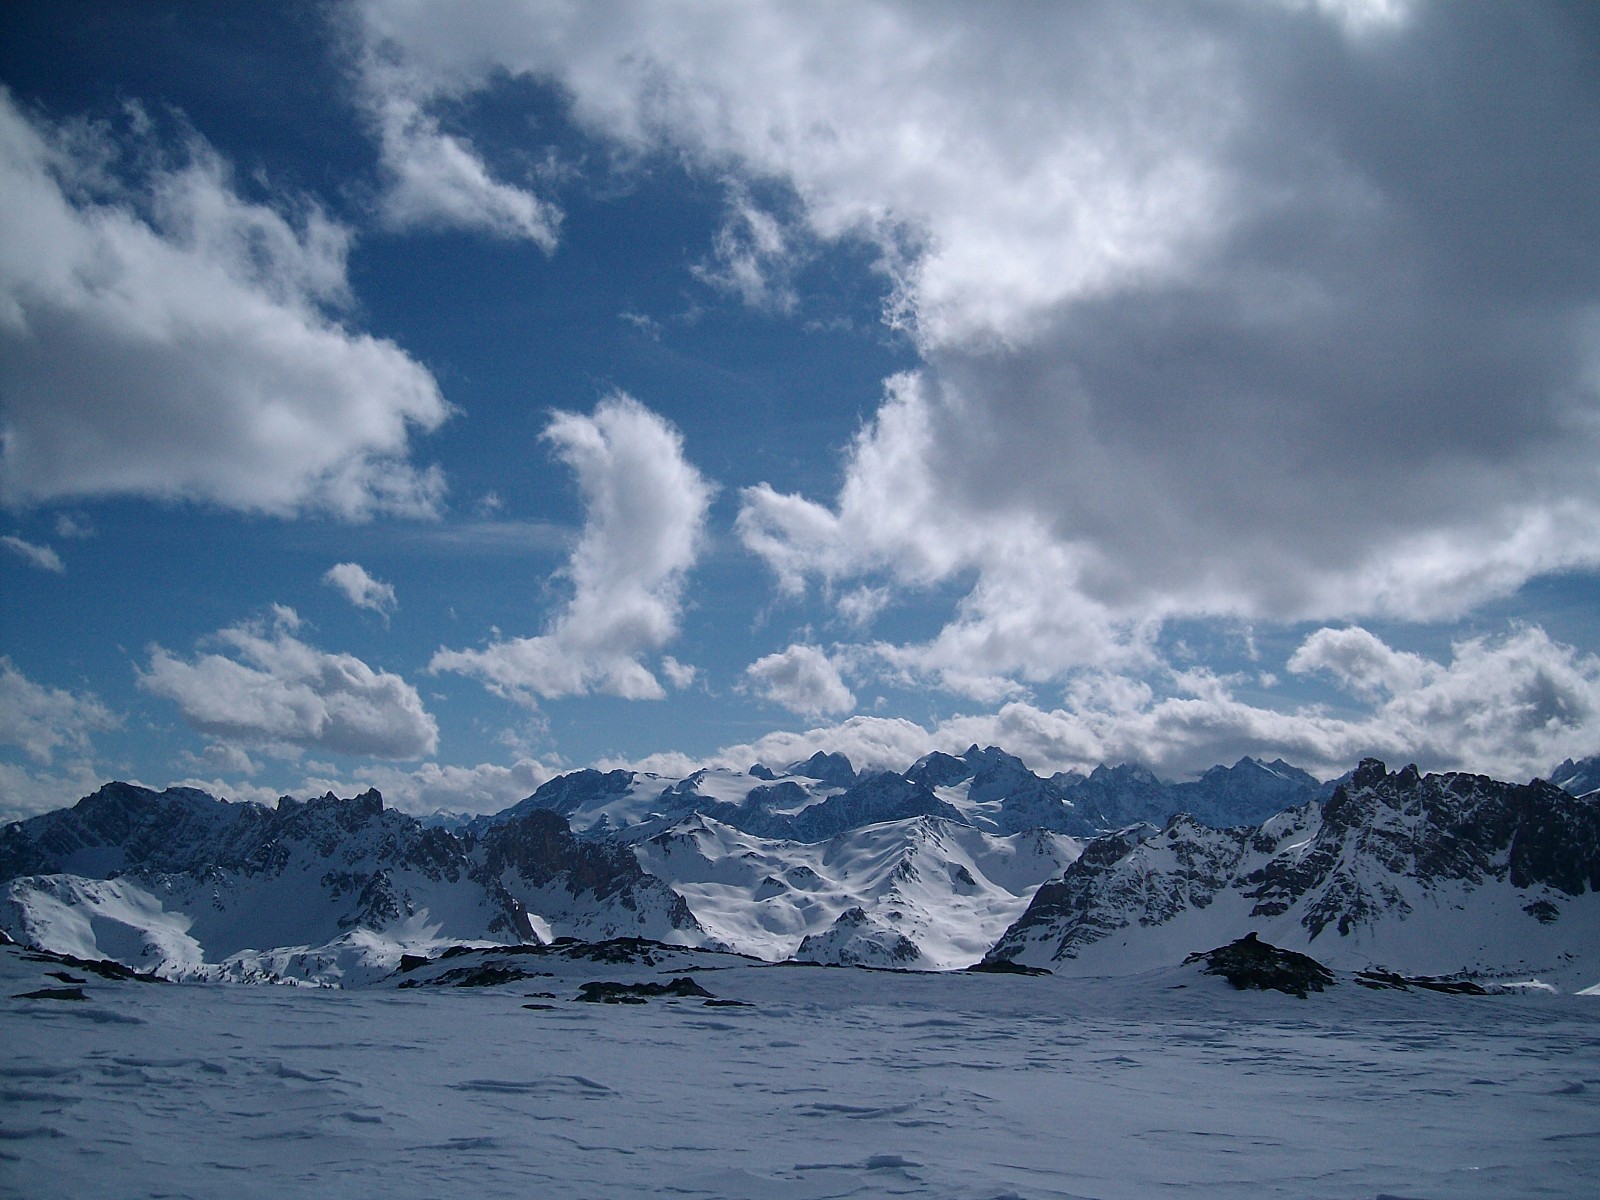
[670,625,1600,785]
[353,1,1600,701]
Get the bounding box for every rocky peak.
[787,751,856,787]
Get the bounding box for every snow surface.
[3,942,1597,1198]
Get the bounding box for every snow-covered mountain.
[5,750,1596,986]
[635,813,1080,969]
[1551,753,1600,798]
[489,746,1326,843]
[0,782,701,982]
[986,759,1600,987]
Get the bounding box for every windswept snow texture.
[4,941,1598,1199]
[989,759,1600,988]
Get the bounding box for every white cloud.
[744,644,855,717]
[323,561,398,618]
[52,513,92,539]
[691,186,799,312]
[0,656,117,765]
[140,608,439,759]
[676,624,1600,785]
[0,758,111,824]
[660,656,697,690]
[363,75,561,245]
[430,393,714,702]
[201,756,560,818]
[352,3,1600,698]
[1,534,63,572]
[1286,626,1431,701]
[0,88,450,518]
[179,743,262,777]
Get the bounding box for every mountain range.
[2,748,1597,988]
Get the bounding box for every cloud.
[52,513,92,539]
[1285,626,1431,701]
[140,607,439,759]
[362,72,561,245]
[691,186,799,312]
[672,624,1600,785]
[0,758,113,824]
[430,393,714,702]
[323,561,398,618]
[744,644,855,717]
[0,656,117,765]
[660,656,697,690]
[352,2,1600,697]
[1,534,63,573]
[0,88,450,519]
[173,756,560,818]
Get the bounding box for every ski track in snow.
[3,947,1598,1198]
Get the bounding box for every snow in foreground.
[2,944,1596,1199]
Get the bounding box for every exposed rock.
[576,976,714,1003]
[13,986,89,1001]
[1182,933,1335,998]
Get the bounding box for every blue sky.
[3,1,1599,820]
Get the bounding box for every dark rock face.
[1354,970,1487,995]
[12,986,89,1001]
[0,782,267,880]
[1054,757,1323,832]
[787,751,857,788]
[575,976,713,1003]
[987,759,1600,972]
[471,809,701,934]
[1182,933,1335,998]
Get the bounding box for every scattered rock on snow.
[1182,932,1335,998]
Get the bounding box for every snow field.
[3,943,1597,1199]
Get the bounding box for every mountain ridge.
[3,749,1596,986]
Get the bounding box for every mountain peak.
[787,751,856,787]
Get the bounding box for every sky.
[2,0,1599,821]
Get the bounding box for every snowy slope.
[988,759,1600,987]
[634,813,1080,968]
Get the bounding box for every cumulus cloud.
[1,534,63,572]
[140,607,438,759]
[672,624,1600,785]
[351,2,1600,697]
[174,756,560,818]
[362,70,562,244]
[0,88,450,518]
[0,656,117,765]
[323,561,398,618]
[0,758,112,824]
[660,656,697,690]
[430,393,713,702]
[744,644,855,717]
